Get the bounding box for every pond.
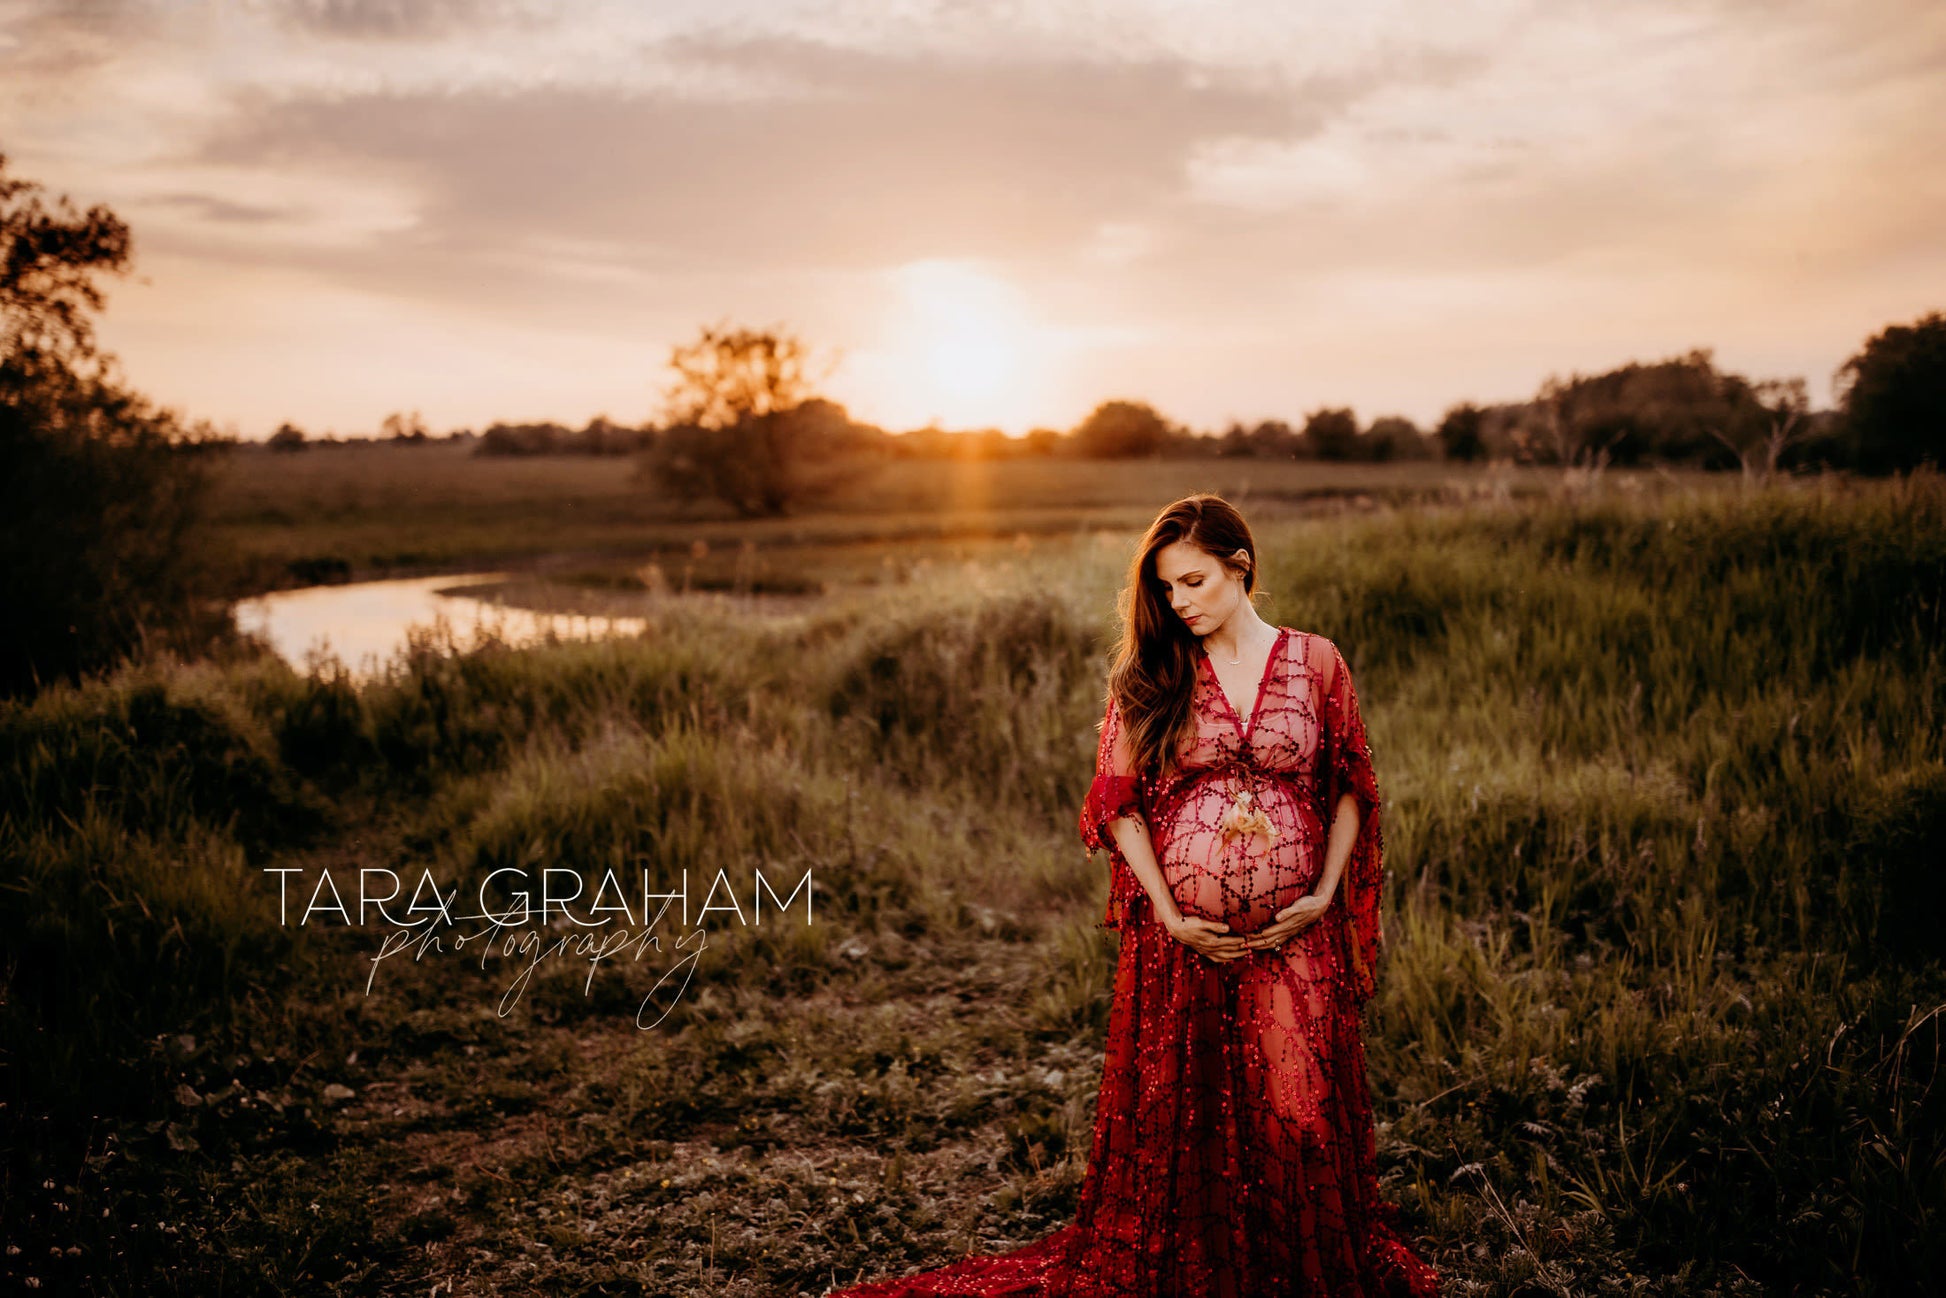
[231,572,653,682]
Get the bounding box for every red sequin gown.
[827,628,1439,1297]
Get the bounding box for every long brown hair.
[1106,494,1261,779]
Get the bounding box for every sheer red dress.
[828,628,1439,1298]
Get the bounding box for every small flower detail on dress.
[1218,784,1278,844]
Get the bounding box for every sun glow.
[925,329,1017,409]
[854,260,1051,433]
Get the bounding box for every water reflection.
[233,572,649,681]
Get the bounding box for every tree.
[1,152,232,696]
[575,414,645,455]
[267,421,307,451]
[1303,407,1359,460]
[476,420,571,455]
[1365,415,1423,462]
[1708,377,1812,484]
[0,152,131,363]
[664,323,813,427]
[380,409,429,442]
[642,324,857,517]
[1436,403,1487,462]
[1834,310,1946,474]
[1514,375,1618,475]
[1072,399,1170,458]
[1514,349,1775,471]
[1248,419,1302,459]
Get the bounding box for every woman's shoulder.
[1280,628,1342,689]
[1278,626,1336,659]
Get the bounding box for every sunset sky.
[2,0,1942,439]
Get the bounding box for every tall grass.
[1,470,1939,1295]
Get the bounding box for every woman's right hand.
[1165,913,1252,963]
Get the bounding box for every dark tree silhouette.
[380,409,429,442]
[663,324,812,426]
[1303,406,1359,460]
[1708,378,1812,483]
[477,420,572,455]
[1515,349,1778,470]
[0,152,130,363]
[1436,402,1487,462]
[575,414,645,455]
[1835,311,1946,474]
[642,325,858,517]
[1365,415,1423,462]
[1072,399,1171,458]
[0,152,232,697]
[1248,419,1302,459]
[267,421,307,451]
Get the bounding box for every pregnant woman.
[830,493,1438,1297]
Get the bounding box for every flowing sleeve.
[1078,693,1148,932]
[1321,639,1386,1006]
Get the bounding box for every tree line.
[258,325,1940,498]
[599,318,1941,517]
[254,324,1930,486]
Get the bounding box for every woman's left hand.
[1244,890,1334,952]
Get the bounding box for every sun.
[863,260,1047,431]
[925,329,1018,407]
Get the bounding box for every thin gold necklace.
[1219,626,1266,665]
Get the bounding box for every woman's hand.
[1243,890,1334,954]
[1165,913,1253,963]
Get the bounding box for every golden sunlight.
[866,259,1048,432]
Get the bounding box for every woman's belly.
[1156,775,1322,934]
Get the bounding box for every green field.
[2,468,1941,1296]
[205,444,1728,599]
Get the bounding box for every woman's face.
[1153,540,1248,636]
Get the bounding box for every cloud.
[143,192,292,224]
[274,0,530,42]
[168,36,1345,287]
[0,0,165,84]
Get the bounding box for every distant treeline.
[256,335,1936,477]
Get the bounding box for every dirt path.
[280,909,1097,1296]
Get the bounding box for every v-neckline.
[1199,625,1287,745]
